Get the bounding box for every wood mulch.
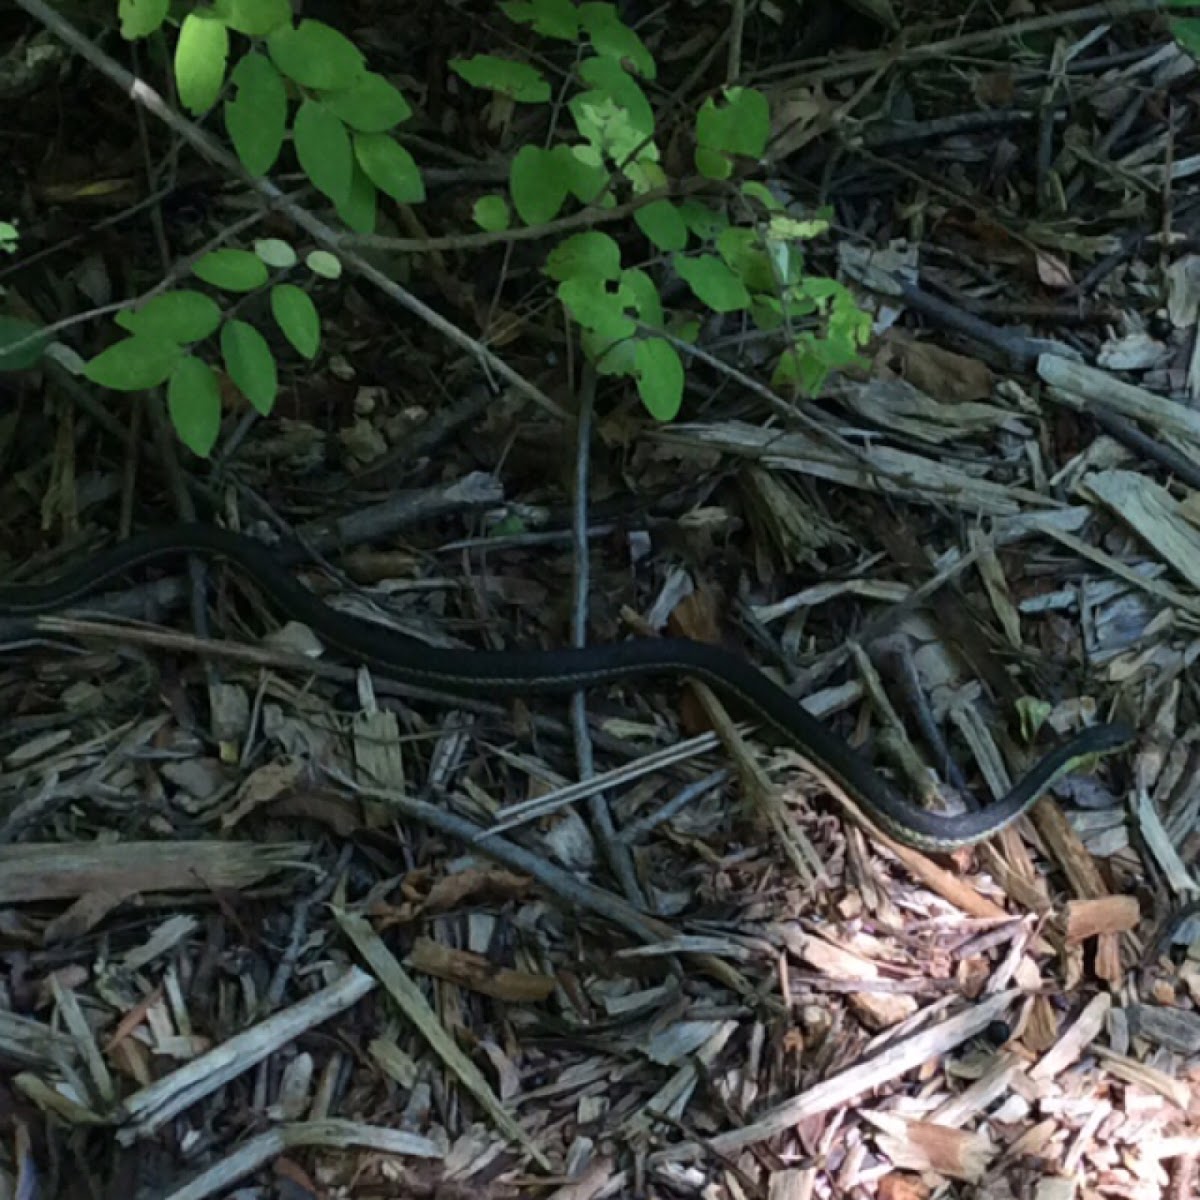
[2,3,1200,1198]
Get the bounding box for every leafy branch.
[4,0,873,454]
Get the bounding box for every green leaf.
[750,294,783,332]
[224,52,287,176]
[268,19,365,90]
[450,55,550,103]
[694,88,772,182]
[1170,16,1200,58]
[334,161,378,233]
[221,319,277,414]
[694,145,732,181]
[797,276,860,313]
[581,325,636,375]
[270,284,321,358]
[175,11,229,115]
[829,298,872,351]
[696,87,770,158]
[677,200,728,240]
[623,157,665,195]
[118,0,168,39]
[741,180,784,211]
[115,291,222,344]
[779,239,808,287]
[509,144,568,224]
[545,232,622,282]
[489,514,528,538]
[772,341,828,396]
[212,0,291,35]
[779,289,817,320]
[473,195,510,232]
[772,346,800,390]
[353,133,425,203]
[254,238,297,269]
[558,276,635,339]
[619,267,664,328]
[0,222,18,254]
[773,325,865,395]
[294,99,354,206]
[562,144,610,203]
[570,93,621,159]
[83,336,180,390]
[767,214,829,242]
[634,338,682,420]
[579,2,656,78]
[0,316,48,371]
[322,72,411,132]
[768,238,803,288]
[167,355,222,456]
[306,250,342,279]
[569,85,658,174]
[716,227,774,292]
[193,248,269,292]
[577,56,654,139]
[670,313,701,344]
[672,254,752,312]
[500,0,579,39]
[634,199,687,252]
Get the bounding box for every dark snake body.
[0,524,1133,850]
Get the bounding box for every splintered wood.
[5,8,1200,1200]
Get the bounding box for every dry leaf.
[223,758,306,828]
[668,586,727,734]
[1035,250,1074,289]
[974,72,1015,106]
[423,867,533,913]
[668,585,722,643]
[406,937,557,1002]
[878,1173,932,1200]
[44,888,131,942]
[885,335,993,403]
[271,792,364,837]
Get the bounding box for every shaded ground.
[1,3,1199,1198]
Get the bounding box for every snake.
[0,523,1133,850]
